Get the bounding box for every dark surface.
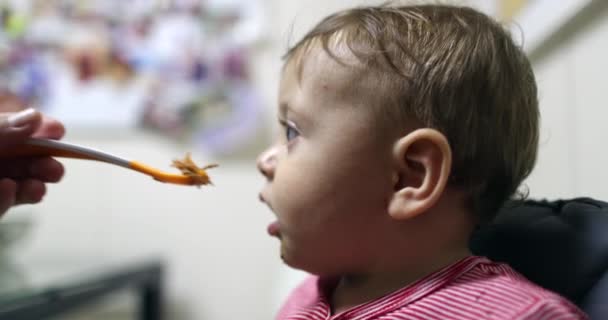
[0,259,164,320]
[470,198,608,319]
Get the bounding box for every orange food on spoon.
[172,153,218,187]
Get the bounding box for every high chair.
[470,198,608,319]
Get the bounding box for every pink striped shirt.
[276,256,587,320]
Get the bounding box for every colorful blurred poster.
[0,0,266,157]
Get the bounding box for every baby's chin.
[279,249,338,276]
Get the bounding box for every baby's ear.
[388,128,452,220]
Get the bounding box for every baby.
[257,4,586,319]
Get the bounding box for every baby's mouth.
[259,193,281,238]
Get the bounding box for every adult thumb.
[0,109,42,148]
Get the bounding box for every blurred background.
[0,0,606,319]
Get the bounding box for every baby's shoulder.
[423,259,587,319]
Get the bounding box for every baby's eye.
[285,124,299,142]
[278,118,300,143]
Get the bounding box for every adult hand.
[0,109,66,216]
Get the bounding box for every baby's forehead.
[281,41,402,131]
[283,44,372,103]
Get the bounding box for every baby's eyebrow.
[279,101,309,126]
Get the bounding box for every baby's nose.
[257,147,278,180]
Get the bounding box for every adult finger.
[0,109,42,148]
[0,157,65,182]
[33,116,66,140]
[14,179,46,205]
[0,178,17,215]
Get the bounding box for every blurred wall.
[524,0,608,200]
[5,0,608,319]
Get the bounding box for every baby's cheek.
[274,185,313,220]
[272,155,339,211]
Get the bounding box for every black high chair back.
[470,198,608,319]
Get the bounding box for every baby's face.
[257,48,397,275]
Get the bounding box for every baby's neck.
[330,247,471,315]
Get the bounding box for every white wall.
[525,2,608,200]
[525,47,580,198]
